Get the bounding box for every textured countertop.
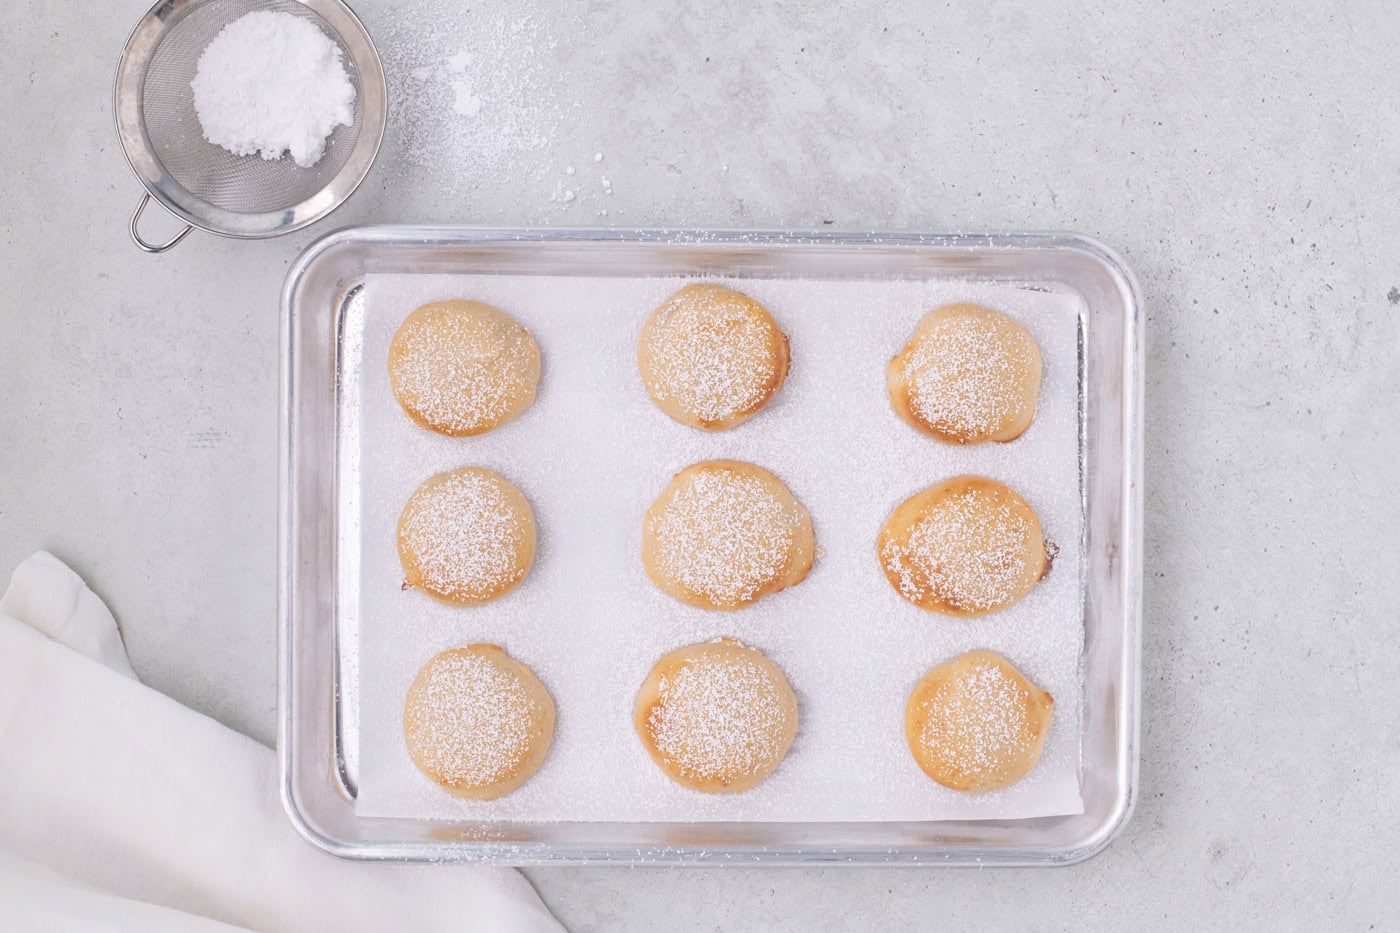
[3,0,1398,929]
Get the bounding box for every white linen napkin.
[0,551,563,933]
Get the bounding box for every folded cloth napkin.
[0,552,563,933]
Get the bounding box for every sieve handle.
[130,193,194,253]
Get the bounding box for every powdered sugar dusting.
[902,309,1039,441]
[355,272,1085,823]
[916,656,1039,781]
[881,483,1041,613]
[398,469,532,602]
[388,303,538,435]
[378,6,577,199]
[647,466,802,607]
[648,650,794,785]
[404,649,538,788]
[641,287,784,426]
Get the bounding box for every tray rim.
[278,225,1143,866]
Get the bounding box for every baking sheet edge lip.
[1118,218,1147,856]
[1063,225,1144,863]
[273,842,1107,867]
[287,223,1140,252]
[275,217,301,850]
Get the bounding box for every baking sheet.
[353,271,1085,822]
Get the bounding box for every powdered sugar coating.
[403,646,553,797]
[643,461,813,610]
[892,304,1042,444]
[389,301,540,436]
[355,272,1086,824]
[397,467,535,605]
[880,476,1046,615]
[906,650,1052,793]
[637,640,798,792]
[639,284,789,429]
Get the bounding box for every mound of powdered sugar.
[190,11,355,168]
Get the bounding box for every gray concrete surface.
[3,0,1399,929]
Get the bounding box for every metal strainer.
[114,0,386,252]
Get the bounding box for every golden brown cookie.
[388,300,541,436]
[397,467,536,606]
[638,284,790,430]
[887,303,1042,444]
[634,638,798,793]
[878,475,1048,616]
[904,650,1053,793]
[403,645,555,799]
[642,460,814,610]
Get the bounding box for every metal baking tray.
[278,226,1142,865]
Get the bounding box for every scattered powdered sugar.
[648,651,793,784]
[190,11,355,168]
[388,304,537,435]
[398,470,531,602]
[354,272,1085,823]
[881,484,1040,613]
[647,466,800,607]
[404,649,537,788]
[903,310,1039,441]
[377,6,584,201]
[917,657,1038,779]
[641,287,782,425]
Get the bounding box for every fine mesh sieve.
[114,0,386,252]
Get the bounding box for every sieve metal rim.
[113,0,387,251]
